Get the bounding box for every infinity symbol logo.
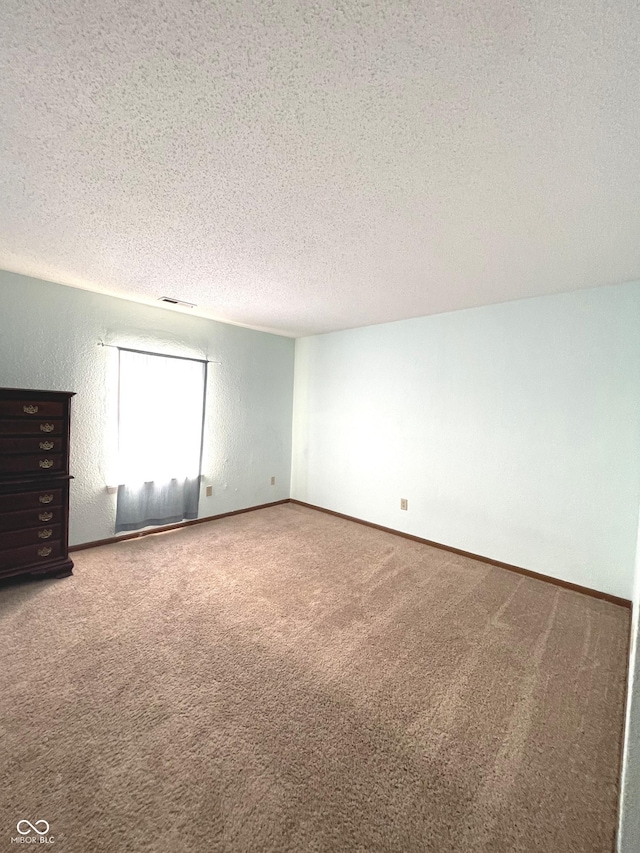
[17,820,50,835]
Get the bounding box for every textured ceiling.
[1,1,639,337]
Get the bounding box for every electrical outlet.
[400,498,408,511]
[270,476,276,485]
[205,485,213,497]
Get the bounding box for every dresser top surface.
[0,388,75,399]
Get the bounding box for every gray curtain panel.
[115,477,200,533]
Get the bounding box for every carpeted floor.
[0,503,630,852]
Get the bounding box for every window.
[114,348,207,533]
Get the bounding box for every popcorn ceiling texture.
[0,270,294,546]
[1,0,640,336]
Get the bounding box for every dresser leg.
[52,566,73,579]
[51,558,74,579]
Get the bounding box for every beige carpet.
[0,503,629,852]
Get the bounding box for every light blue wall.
[0,271,295,545]
[292,282,640,599]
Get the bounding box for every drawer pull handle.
[39,512,53,522]
[39,441,54,450]
[39,494,54,504]
[40,423,54,433]
[37,546,52,557]
[39,459,54,469]
[38,529,53,539]
[23,404,39,414]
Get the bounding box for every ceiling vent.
[158,296,196,308]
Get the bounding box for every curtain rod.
[97,341,220,364]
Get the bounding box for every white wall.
[619,517,640,851]
[292,282,640,599]
[0,271,295,546]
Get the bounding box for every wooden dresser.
[0,388,75,581]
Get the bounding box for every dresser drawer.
[0,418,64,436]
[0,541,62,570]
[0,454,64,475]
[0,488,63,513]
[0,436,63,454]
[0,400,64,418]
[0,506,63,532]
[0,524,61,551]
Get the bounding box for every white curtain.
[115,349,206,532]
